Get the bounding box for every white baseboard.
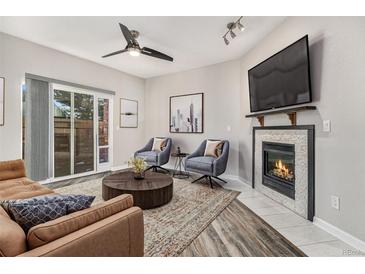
[38,178,52,185]
[314,217,365,252]
[110,165,252,188]
[220,174,240,182]
[161,164,247,185]
[238,176,252,186]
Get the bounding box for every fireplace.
[262,142,295,199]
[253,126,315,220]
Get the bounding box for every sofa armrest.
[27,194,134,249]
[0,159,26,181]
[19,207,144,257]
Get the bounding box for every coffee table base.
[102,171,173,210]
[102,185,173,209]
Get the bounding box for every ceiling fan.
[102,23,173,62]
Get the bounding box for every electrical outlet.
[323,120,331,132]
[331,195,340,210]
[227,125,232,132]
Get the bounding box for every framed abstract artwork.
[0,77,4,126]
[169,92,204,133]
[120,98,138,128]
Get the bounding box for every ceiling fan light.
[230,30,236,39]
[223,36,229,45]
[128,47,140,57]
[237,21,245,32]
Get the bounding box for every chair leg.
[145,165,169,174]
[145,166,155,172]
[213,176,228,184]
[191,175,207,184]
[208,176,213,189]
[157,166,170,174]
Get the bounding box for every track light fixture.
[223,35,230,45]
[222,16,245,46]
[237,21,245,32]
[230,30,236,39]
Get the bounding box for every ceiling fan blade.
[102,49,127,58]
[141,47,173,62]
[119,23,137,45]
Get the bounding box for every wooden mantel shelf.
[245,105,317,126]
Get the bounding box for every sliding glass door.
[54,90,72,177]
[74,93,94,174]
[52,84,112,179]
[97,98,111,171]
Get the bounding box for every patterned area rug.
[56,176,239,256]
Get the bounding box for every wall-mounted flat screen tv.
[248,35,312,112]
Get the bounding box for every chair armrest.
[213,142,230,176]
[135,146,150,156]
[19,207,144,257]
[186,151,200,160]
[135,139,154,157]
[186,141,206,160]
[157,139,172,166]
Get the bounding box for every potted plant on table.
[128,157,147,180]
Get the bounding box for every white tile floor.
[220,179,364,257]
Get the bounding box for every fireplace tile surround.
[252,126,315,220]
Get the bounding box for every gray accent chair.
[134,137,172,173]
[185,140,230,188]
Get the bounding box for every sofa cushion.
[0,159,26,181]
[0,212,27,257]
[186,156,215,173]
[0,177,54,200]
[27,194,134,249]
[3,194,95,233]
[136,151,158,163]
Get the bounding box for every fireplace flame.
[274,160,293,181]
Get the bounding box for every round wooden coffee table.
[102,171,173,209]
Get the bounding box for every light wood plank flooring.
[180,199,306,257]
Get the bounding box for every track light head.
[223,36,229,45]
[230,30,236,39]
[223,17,243,46]
[237,21,245,32]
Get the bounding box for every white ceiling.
[0,16,286,78]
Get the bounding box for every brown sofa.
[0,159,144,257]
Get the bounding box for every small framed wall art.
[120,98,138,128]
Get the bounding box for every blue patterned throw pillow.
[3,194,95,232]
[65,194,95,213]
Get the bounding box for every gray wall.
[239,17,365,241]
[0,32,145,168]
[145,60,241,177]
